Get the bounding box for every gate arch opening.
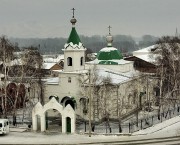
[45,109,62,132]
[32,98,76,133]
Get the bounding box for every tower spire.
[67,8,81,45]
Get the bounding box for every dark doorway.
[36,115,41,131]
[66,117,71,133]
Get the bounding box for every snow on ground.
[1,115,180,144]
[0,132,128,144]
[133,115,180,136]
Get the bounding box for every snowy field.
[1,115,180,144]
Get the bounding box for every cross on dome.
[72,8,75,18]
[70,8,77,25]
[106,25,113,47]
[108,25,112,35]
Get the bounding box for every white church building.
[35,10,156,133]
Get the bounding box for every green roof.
[97,49,123,60]
[67,27,81,45]
[98,61,118,65]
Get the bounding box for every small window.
[7,122,8,125]
[80,57,83,66]
[67,57,72,66]
[68,77,71,83]
[0,123,2,127]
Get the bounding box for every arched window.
[67,57,72,66]
[80,57,83,66]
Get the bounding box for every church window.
[67,57,72,66]
[68,77,71,83]
[80,57,83,66]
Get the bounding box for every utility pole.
[88,69,92,137]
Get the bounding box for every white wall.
[85,62,134,73]
[44,71,88,116]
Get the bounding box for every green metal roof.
[98,61,118,65]
[67,27,81,45]
[97,49,123,60]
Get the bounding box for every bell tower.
[62,8,86,72]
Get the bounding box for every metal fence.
[76,106,180,134]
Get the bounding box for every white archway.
[32,97,75,133]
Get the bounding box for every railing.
[76,106,180,134]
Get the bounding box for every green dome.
[67,27,81,45]
[97,47,123,60]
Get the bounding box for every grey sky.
[0,0,179,38]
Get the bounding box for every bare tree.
[97,76,113,133]
[0,38,43,124]
[9,46,43,124]
[153,36,180,113]
[0,36,15,117]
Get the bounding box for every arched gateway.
[32,97,75,133]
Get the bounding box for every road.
[1,131,180,145]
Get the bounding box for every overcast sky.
[0,0,179,38]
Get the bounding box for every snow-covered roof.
[132,45,158,63]
[134,54,156,63]
[43,54,64,63]
[133,45,156,55]
[99,47,118,52]
[44,77,60,85]
[95,67,138,85]
[43,63,57,69]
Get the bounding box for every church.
[43,10,156,122]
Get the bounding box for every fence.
[76,106,180,134]
[129,106,180,133]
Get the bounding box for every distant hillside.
[9,35,159,55]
